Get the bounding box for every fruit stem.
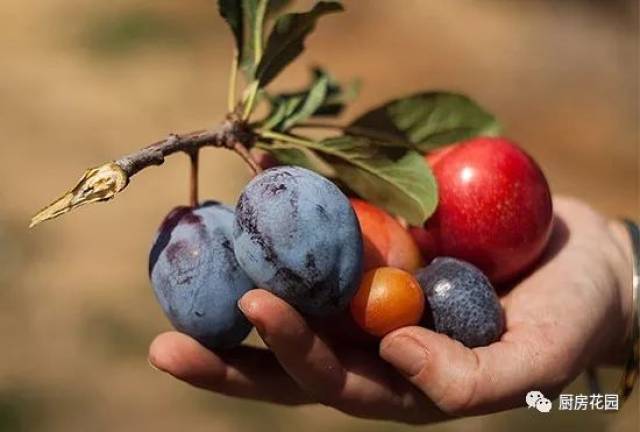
[233,141,262,176]
[189,150,199,207]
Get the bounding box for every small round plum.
[350,267,424,337]
[233,166,363,316]
[415,257,504,348]
[350,199,423,273]
[149,202,253,350]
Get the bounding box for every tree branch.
[30,119,259,227]
[117,124,223,177]
[113,119,259,177]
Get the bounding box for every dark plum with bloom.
[149,202,253,349]
[415,257,504,347]
[233,166,363,316]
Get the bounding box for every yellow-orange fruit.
[350,267,425,337]
[350,199,423,273]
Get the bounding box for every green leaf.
[256,1,343,87]
[245,0,268,72]
[349,92,501,152]
[218,0,268,80]
[319,137,438,225]
[262,68,358,131]
[267,0,293,17]
[261,97,291,130]
[315,75,361,116]
[218,0,243,53]
[261,87,311,131]
[281,74,328,129]
[302,136,437,225]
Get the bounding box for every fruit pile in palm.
[32,1,553,351]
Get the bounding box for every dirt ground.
[0,0,638,431]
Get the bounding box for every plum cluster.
[149,165,505,351]
[150,137,550,350]
[346,137,551,347]
[350,195,505,347]
[149,166,363,349]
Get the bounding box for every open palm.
[149,196,632,424]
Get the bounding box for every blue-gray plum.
[149,202,253,349]
[233,166,363,316]
[415,257,504,347]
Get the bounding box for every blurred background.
[1,0,638,431]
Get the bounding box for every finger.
[380,327,481,415]
[306,310,379,348]
[380,325,575,416]
[148,331,311,405]
[238,289,347,403]
[239,290,437,423]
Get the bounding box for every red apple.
[350,199,423,273]
[413,137,553,284]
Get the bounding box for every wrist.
[605,220,636,365]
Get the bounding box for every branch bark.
[30,119,260,227]
[115,120,255,177]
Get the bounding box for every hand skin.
[148,196,635,424]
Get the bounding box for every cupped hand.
[148,196,633,424]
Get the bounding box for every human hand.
[148,196,634,424]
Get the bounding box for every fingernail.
[380,335,426,376]
[147,356,162,372]
[237,296,249,315]
[237,297,265,335]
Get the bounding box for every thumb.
[379,326,481,415]
[381,321,579,416]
